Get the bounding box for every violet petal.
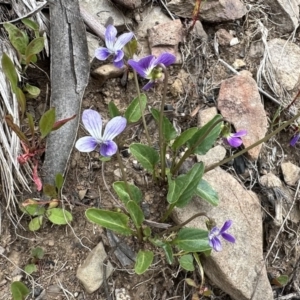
[114,58,124,69]
[82,109,103,140]
[95,47,111,61]
[142,80,155,91]
[153,52,176,67]
[128,56,155,78]
[103,116,127,141]
[209,237,222,252]
[290,133,300,146]
[114,32,134,50]
[105,25,117,50]
[227,136,243,148]
[100,140,118,157]
[75,136,98,152]
[221,232,235,244]
[231,130,247,138]
[219,220,233,233]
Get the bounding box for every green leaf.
[113,181,142,204]
[123,39,137,58]
[151,108,177,141]
[55,173,64,190]
[4,23,29,55]
[179,254,195,271]
[43,184,57,198]
[108,101,120,118]
[24,264,37,274]
[23,83,40,98]
[39,108,55,139]
[130,143,159,173]
[5,115,29,144]
[20,202,45,216]
[272,275,289,287]
[134,250,154,275]
[31,247,44,259]
[1,52,18,93]
[21,18,39,32]
[85,208,133,236]
[125,94,147,123]
[173,228,210,252]
[47,208,72,225]
[149,239,173,264]
[126,200,144,228]
[25,37,44,65]
[187,115,223,155]
[194,179,219,206]
[28,216,43,231]
[172,127,198,151]
[15,87,26,115]
[26,113,35,137]
[10,281,30,300]
[167,162,204,207]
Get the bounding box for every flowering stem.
[133,70,151,145]
[161,203,176,222]
[162,212,210,234]
[205,111,300,172]
[159,64,169,180]
[171,118,224,175]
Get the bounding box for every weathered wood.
[43,0,89,184]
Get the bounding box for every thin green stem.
[159,65,169,180]
[205,111,300,172]
[116,149,132,199]
[161,203,176,222]
[171,118,224,175]
[161,212,210,235]
[133,70,151,145]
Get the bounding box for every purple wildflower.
[208,220,235,252]
[290,133,300,146]
[75,109,126,157]
[224,130,247,148]
[128,53,176,90]
[95,25,134,68]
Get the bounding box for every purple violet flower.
[290,133,300,146]
[224,130,247,148]
[95,25,134,68]
[75,109,127,157]
[208,220,235,252]
[128,53,176,90]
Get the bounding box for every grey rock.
[172,168,273,300]
[76,242,113,294]
[198,107,218,127]
[217,71,268,160]
[264,0,299,33]
[216,28,234,46]
[86,32,100,63]
[190,20,208,40]
[79,0,132,31]
[167,0,247,22]
[111,0,141,10]
[281,161,300,186]
[196,145,226,169]
[267,39,300,92]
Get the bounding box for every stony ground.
[2,0,300,299]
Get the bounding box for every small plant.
[20,173,73,231]
[10,281,30,300]
[24,247,45,275]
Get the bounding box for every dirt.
[2,1,300,300]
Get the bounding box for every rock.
[111,0,141,10]
[267,39,300,92]
[249,41,264,58]
[86,32,100,63]
[79,0,132,31]
[76,242,113,293]
[260,173,300,224]
[190,20,208,40]
[264,0,299,33]
[115,288,131,300]
[170,69,189,96]
[136,6,171,57]
[232,59,246,70]
[167,0,247,22]
[172,167,273,300]
[216,29,234,46]
[196,145,226,168]
[217,71,268,160]
[198,107,218,127]
[91,64,124,86]
[148,19,183,63]
[281,161,300,186]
